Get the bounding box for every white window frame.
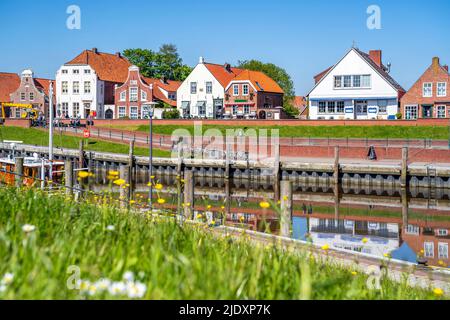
[62,69,68,74]
[318,101,326,113]
[243,84,249,96]
[232,105,238,115]
[120,90,127,102]
[84,69,91,74]
[62,81,68,94]
[437,105,446,118]
[72,102,80,117]
[233,84,239,96]
[438,243,448,259]
[405,224,420,235]
[378,100,388,114]
[336,101,345,114]
[424,242,434,258]
[129,87,138,102]
[20,92,26,101]
[334,76,342,88]
[437,229,449,236]
[73,69,79,74]
[190,82,197,94]
[118,106,126,118]
[243,105,250,114]
[405,105,418,120]
[206,81,212,94]
[73,81,79,94]
[84,81,91,94]
[423,82,433,97]
[327,101,336,113]
[141,90,147,102]
[62,103,69,116]
[437,82,447,97]
[29,92,34,101]
[129,106,139,119]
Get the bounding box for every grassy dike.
[0,187,444,300]
[0,126,171,157]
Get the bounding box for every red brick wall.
[4,119,31,128]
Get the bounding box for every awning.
[181,101,190,109]
[309,96,397,101]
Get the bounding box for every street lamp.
[146,101,158,210]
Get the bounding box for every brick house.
[223,70,284,119]
[401,57,450,119]
[0,70,54,118]
[114,65,181,119]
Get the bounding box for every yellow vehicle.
[1,103,39,121]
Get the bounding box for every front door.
[422,105,433,118]
[355,100,368,117]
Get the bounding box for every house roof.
[66,49,131,83]
[142,76,180,107]
[0,72,20,102]
[231,70,284,94]
[204,63,244,87]
[152,78,182,92]
[291,96,308,115]
[313,66,333,84]
[33,78,56,99]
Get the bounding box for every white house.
[307,48,405,120]
[177,57,243,119]
[56,48,131,119]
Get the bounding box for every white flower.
[0,285,6,293]
[123,271,134,282]
[95,278,111,291]
[22,224,36,233]
[126,282,147,299]
[78,280,91,293]
[88,284,98,296]
[108,281,126,296]
[106,225,115,231]
[1,273,14,285]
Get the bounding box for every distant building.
[307,48,405,120]
[114,65,181,119]
[56,48,131,119]
[291,96,308,119]
[223,70,284,119]
[400,57,449,119]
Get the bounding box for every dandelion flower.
[113,179,126,186]
[206,205,212,210]
[154,183,163,190]
[438,260,446,267]
[78,171,89,179]
[283,196,288,201]
[259,201,270,209]
[239,216,245,222]
[22,224,36,233]
[383,253,391,258]
[147,182,152,187]
[221,206,225,210]
[1,273,14,285]
[197,214,203,219]
[109,170,119,176]
[362,238,369,244]
[157,198,166,205]
[433,288,444,296]
[351,271,358,276]
[322,244,330,251]
[129,200,136,205]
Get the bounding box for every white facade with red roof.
[307,48,405,120]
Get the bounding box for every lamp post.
[48,81,54,187]
[147,101,158,210]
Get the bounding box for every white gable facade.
[176,58,225,119]
[308,49,402,120]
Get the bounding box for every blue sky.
[1,0,449,95]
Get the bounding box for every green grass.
[0,187,444,300]
[100,124,450,140]
[0,126,171,158]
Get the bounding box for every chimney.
[369,50,382,67]
[161,76,168,84]
[116,52,121,58]
[92,47,98,54]
[224,63,232,72]
[432,57,441,72]
[199,56,205,64]
[444,65,449,72]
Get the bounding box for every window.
[405,105,418,120]
[244,105,250,114]
[424,242,434,258]
[438,243,448,259]
[232,105,238,115]
[206,82,212,94]
[120,90,126,101]
[356,100,368,114]
[20,92,26,101]
[361,75,371,88]
[318,101,326,113]
[334,76,342,88]
[84,69,91,74]
[437,82,447,97]
[15,108,21,118]
[73,69,79,74]
[337,101,345,113]
[243,84,249,95]
[118,106,126,118]
[129,87,138,102]
[62,81,68,94]
[406,224,420,235]
[327,101,336,113]
[130,106,138,119]
[190,82,197,94]
[62,69,68,74]
[437,229,449,236]
[84,81,91,94]
[437,105,446,118]
[353,75,361,88]
[343,76,352,88]
[73,103,80,116]
[29,92,34,101]
[73,81,79,94]
[423,83,433,97]
[141,90,147,101]
[233,84,239,96]
[168,92,176,100]
[62,103,69,116]
[378,100,388,113]
[198,103,206,116]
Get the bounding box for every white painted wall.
[177,60,225,118]
[308,49,400,120]
[56,65,101,119]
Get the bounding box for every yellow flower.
[259,201,270,209]
[47,180,53,184]
[197,214,203,219]
[221,206,225,210]
[125,184,130,187]
[129,200,136,205]
[150,176,155,179]
[109,170,119,176]
[283,196,288,201]
[420,249,424,254]
[78,171,89,178]
[277,200,281,205]
[433,288,444,296]
[362,238,369,244]
[322,244,330,251]
[207,205,212,210]
[239,216,245,222]
[113,179,126,186]
[351,271,358,276]
[155,183,163,190]
[157,198,166,205]
[211,220,216,225]
[147,182,152,187]
[438,260,446,267]
[383,253,391,258]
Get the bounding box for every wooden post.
[183,170,194,220]
[65,160,73,196]
[128,140,135,199]
[120,164,130,208]
[273,143,281,201]
[78,140,85,169]
[225,145,232,215]
[401,188,409,227]
[280,180,293,238]
[334,184,340,220]
[334,146,340,186]
[401,147,408,188]
[14,157,24,187]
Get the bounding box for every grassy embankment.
[0,126,171,157]
[99,124,449,140]
[0,187,445,300]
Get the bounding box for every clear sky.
[0,0,449,95]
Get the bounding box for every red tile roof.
[314,66,333,84]
[232,69,284,94]
[142,76,180,107]
[66,49,131,83]
[204,63,244,87]
[34,78,56,99]
[0,72,20,102]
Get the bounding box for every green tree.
[237,60,298,117]
[123,44,192,81]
